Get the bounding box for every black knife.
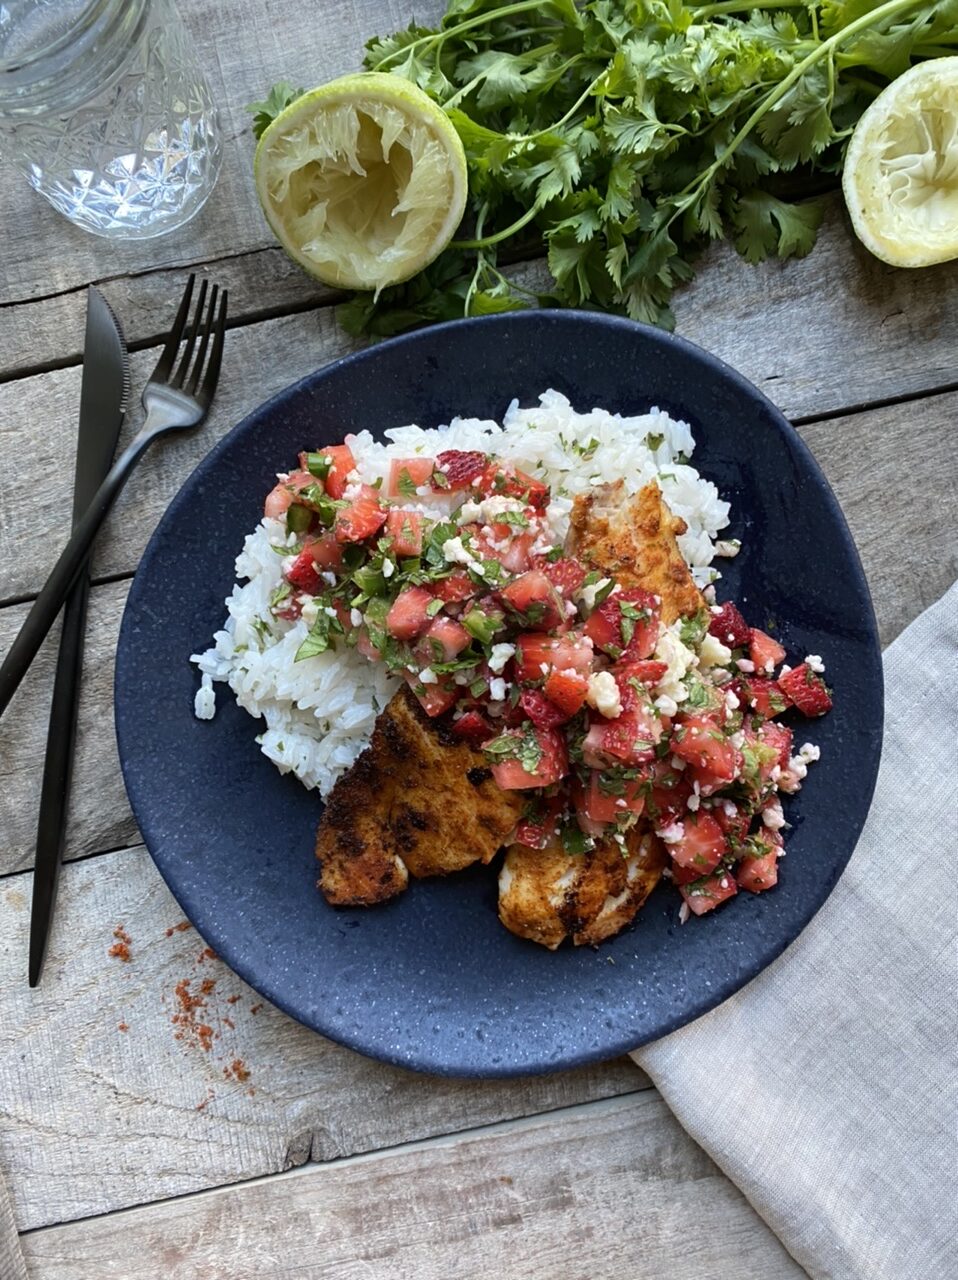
[28,288,129,986]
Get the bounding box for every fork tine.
[147,273,195,386]
[198,290,228,406]
[172,277,209,388]
[186,284,219,395]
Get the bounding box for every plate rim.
[115,310,883,1077]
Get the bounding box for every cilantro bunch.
[334,0,954,334]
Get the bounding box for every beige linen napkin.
[633,582,958,1280]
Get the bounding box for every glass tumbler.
[0,0,222,239]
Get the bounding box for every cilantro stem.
[453,199,544,249]
[369,0,548,72]
[666,0,926,222]
[689,0,803,13]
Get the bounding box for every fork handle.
[0,429,155,722]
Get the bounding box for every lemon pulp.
[255,73,468,292]
[843,57,958,269]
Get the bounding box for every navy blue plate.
[115,312,882,1077]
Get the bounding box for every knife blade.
[28,288,129,986]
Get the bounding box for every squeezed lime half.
[843,57,958,269]
[254,72,468,292]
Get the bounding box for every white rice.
[191,390,730,796]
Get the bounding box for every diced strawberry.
[574,770,646,830]
[479,462,549,510]
[264,482,295,520]
[543,668,589,718]
[500,570,565,630]
[648,758,693,823]
[668,811,726,876]
[713,798,751,844]
[334,485,387,543]
[759,721,793,771]
[749,628,786,672]
[451,708,493,745]
[285,548,324,594]
[736,829,783,893]
[489,727,568,790]
[583,692,662,769]
[708,601,750,649]
[533,556,587,598]
[744,675,790,719]
[406,674,459,718]
[302,531,344,570]
[355,628,381,662]
[433,570,476,604]
[431,450,487,492]
[778,663,832,717]
[680,871,738,916]
[386,457,434,498]
[420,616,470,662]
[314,445,355,499]
[384,508,424,558]
[514,633,593,683]
[513,793,565,849]
[386,586,435,640]
[584,589,660,661]
[471,524,536,575]
[617,659,669,687]
[519,689,567,731]
[671,714,740,785]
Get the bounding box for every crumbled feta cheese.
[564,600,578,617]
[736,658,755,673]
[657,821,685,844]
[655,694,679,717]
[350,608,363,627]
[320,571,336,587]
[762,798,786,830]
[586,670,622,719]
[301,599,319,626]
[539,662,550,676]
[670,755,688,771]
[323,606,338,619]
[729,730,745,749]
[714,539,741,558]
[576,576,611,611]
[798,742,820,763]
[678,901,691,925]
[687,793,701,812]
[418,667,438,685]
[442,536,478,567]
[724,688,740,711]
[709,604,724,616]
[699,632,732,669]
[489,676,507,702]
[703,584,717,604]
[381,558,395,579]
[780,663,792,675]
[457,495,527,526]
[805,654,825,674]
[488,643,515,674]
[654,624,698,702]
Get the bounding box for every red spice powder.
[196,946,217,964]
[108,925,132,962]
[164,933,255,1089]
[165,921,192,937]
[250,1003,263,1015]
[117,1022,129,1033]
[226,995,241,1005]
[223,1058,250,1084]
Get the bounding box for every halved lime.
[843,57,958,269]
[254,72,468,293]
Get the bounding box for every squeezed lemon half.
[254,73,468,292]
[843,57,958,269]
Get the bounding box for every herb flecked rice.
[191,390,731,795]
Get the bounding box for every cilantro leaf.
[246,82,306,140]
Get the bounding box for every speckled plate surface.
[115,312,882,1077]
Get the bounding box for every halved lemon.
[254,72,468,293]
[843,57,958,269]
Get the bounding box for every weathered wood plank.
[1,394,953,878]
[2,195,956,421]
[0,580,138,872]
[20,1091,806,1279]
[0,846,646,1231]
[0,0,442,309]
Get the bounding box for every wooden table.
[1,3,955,1275]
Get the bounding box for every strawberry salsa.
[264,445,833,920]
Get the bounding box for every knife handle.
[0,430,152,721]
[28,571,89,985]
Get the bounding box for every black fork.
[0,274,227,721]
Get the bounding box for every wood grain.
[20,1092,806,1279]
[1,393,953,878]
[0,846,645,1231]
